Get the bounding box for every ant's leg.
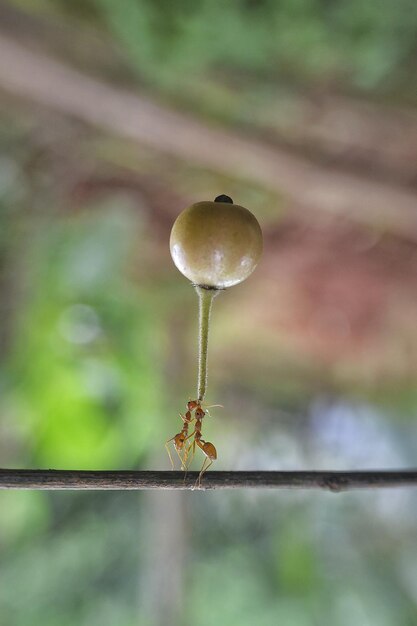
[182,433,194,470]
[165,439,176,470]
[182,429,196,473]
[175,445,186,469]
[183,430,195,442]
[203,404,223,416]
[196,457,213,488]
[184,440,196,473]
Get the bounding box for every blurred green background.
[1,1,417,625]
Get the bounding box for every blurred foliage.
[92,0,417,102]
[2,198,164,469]
[0,492,144,626]
[1,2,417,625]
[188,490,417,626]
[9,206,163,468]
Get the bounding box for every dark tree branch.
[1,469,417,491]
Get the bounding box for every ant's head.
[187,400,199,411]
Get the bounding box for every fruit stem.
[195,285,219,402]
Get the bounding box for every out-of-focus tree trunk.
[138,312,189,626]
[140,488,187,626]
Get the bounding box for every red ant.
[165,408,194,470]
[166,400,219,485]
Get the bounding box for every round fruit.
[170,196,263,289]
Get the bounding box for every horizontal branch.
[1,469,417,491]
[0,35,416,239]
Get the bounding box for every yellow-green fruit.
[170,198,263,288]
